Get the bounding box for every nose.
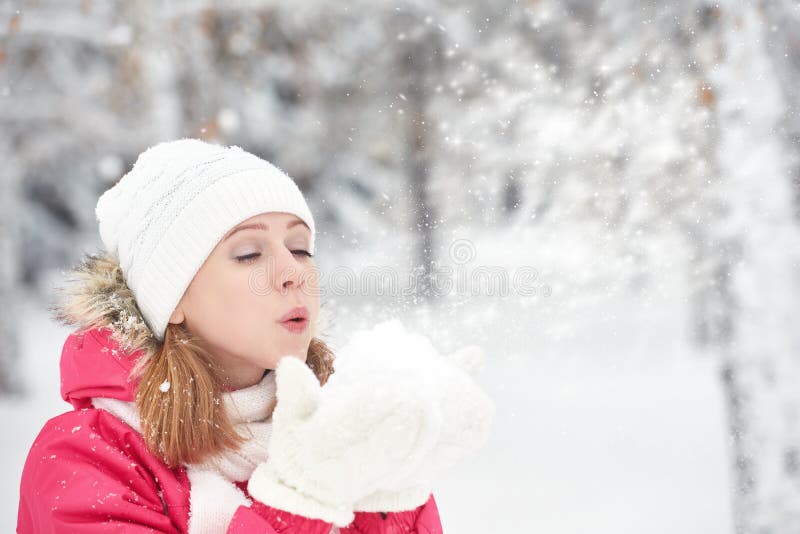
[273,247,303,293]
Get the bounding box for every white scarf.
[91,371,278,534]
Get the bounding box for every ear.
[168,305,185,325]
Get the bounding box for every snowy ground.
[2,276,734,533]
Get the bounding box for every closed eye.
[235,250,313,263]
[235,252,261,263]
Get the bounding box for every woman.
[17,139,443,533]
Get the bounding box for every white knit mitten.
[247,354,442,527]
[343,321,496,513]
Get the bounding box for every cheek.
[309,291,321,324]
[304,267,321,314]
[185,265,264,344]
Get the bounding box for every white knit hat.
[95,138,316,341]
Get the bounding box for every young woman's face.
[169,211,319,388]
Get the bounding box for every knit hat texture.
[95,138,316,341]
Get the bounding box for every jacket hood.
[52,251,161,408]
[60,327,142,408]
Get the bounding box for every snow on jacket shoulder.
[18,327,184,531]
[17,327,272,533]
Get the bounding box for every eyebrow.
[223,219,309,242]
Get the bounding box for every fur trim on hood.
[50,251,160,364]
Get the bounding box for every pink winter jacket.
[17,327,443,533]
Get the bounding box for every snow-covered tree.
[693,2,800,531]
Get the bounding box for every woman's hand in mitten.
[338,320,495,513]
[247,354,442,527]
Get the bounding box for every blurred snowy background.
[2,0,800,532]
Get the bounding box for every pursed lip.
[278,306,309,323]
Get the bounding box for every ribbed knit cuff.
[247,462,354,528]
